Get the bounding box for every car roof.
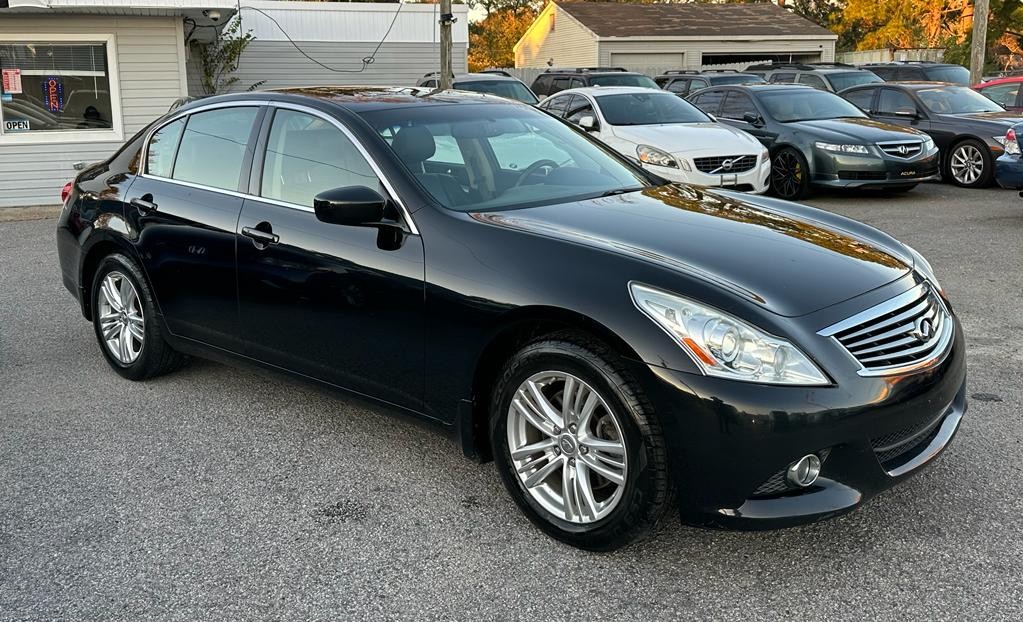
[451,73,524,83]
[976,75,1023,87]
[700,83,816,93]
[843,81,958,91]
[541,69,647,77]
[746,64,873,75]
[176,87,521,114]
[552,86,665,97]
[864,62,960,68]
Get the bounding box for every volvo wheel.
[91,253,188,380]
[490,332,674,551]
[946,139,993,188]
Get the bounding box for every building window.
[0,36,121,143]
[549,13,555,31]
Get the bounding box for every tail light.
[1005,128,1021,156]
[60,181,73,204]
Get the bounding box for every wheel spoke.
[118,325,132,361]
[511,438,556,460]
[102,321,121,341]
[580,453,624,485]
[127,321,145,342]
[513,390,557,436]
[119,277,134,310]
[575,461,600,520]
[523,456,563,488]
[562,460,579,521]
[575,392,600,432]
[101,277,123,311]
[525,380,565,430]
[581,436,626,456]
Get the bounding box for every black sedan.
[688,84,940,200]
[56,88,966,551]
[840,82,1023,187]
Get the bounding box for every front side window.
[718,92,757,120]
[797,74,828,90]
[666,80,689,95]
[0,40,116,137]
[877,89,919,116]
[689,90,724,115]
[917,86,1003,114]
[173,107,258,191]
[543,94,574,117]
[979,83,1020,107]
[360,104,652,212]
[597,92,710,125]
[551,77,571,94]
[843,88,876,112]
[769,73,796,84]
[262,109,383,207]
[565,97,595,124]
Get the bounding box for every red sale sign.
[1,68,22,95]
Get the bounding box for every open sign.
[3,119,31,132]
[41,76,64,113]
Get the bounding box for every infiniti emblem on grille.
[912,317,934,341]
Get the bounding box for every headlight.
[814,142,870,154]
[760,148,769,162]
[637,145,678,168]
[903,243,946,297]
[629,283,829,385]
[923,136,936,151]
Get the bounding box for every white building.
[0,0,468,208]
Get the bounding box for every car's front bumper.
[811,149,940,189]
[636,308,967,530]
[995,153,1023,189]
[645,156,771,194]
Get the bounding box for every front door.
[236,107,426,410]
[127,105,264,352]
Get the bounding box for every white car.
[539,86,770,193]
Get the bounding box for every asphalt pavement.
[1,183,1021,621]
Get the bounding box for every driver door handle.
[241,226,279,247]
[130,196,158,212]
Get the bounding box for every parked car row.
[407,62,1023,196]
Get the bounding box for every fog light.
[786,454,821,487]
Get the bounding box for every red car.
[974,76,1023,112]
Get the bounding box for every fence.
[836,48,945,65]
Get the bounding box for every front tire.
[91,253,188,380]
[770,147,811,200]
[945,139,993,188]
[490,332,674,551]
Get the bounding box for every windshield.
[917,86,1004,113]
[712,74,766,85]
[361,104,652,212]
[454,79,539,105]
[924,66,970,85]
[589,74,659,89]
[596,92,711,125]
[759,89,868,122]
[827,71,883,92]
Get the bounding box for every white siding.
[0,16,187,208]
[597,38,835,72]
[515,4,598,69]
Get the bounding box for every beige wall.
[515,4,598,69]
[0,16,187,208]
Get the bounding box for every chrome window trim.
[138,98,420,235]
[818,282,955,377]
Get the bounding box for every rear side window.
[532,76,551,96]
[980,82,1020,108]
[689,90,724,115]
[173,107,258,191]
[146,118,185,178]
[893,67,921,81]
[551,77,571,94]
[666,79,689,95]
[689,78,709,91]
[798,74,828,90]
[261,109,383,207]
[769,73,796,83]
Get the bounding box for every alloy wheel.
[771,150,803,198]
[97,271,145,364]
[949,144,985,185]
[506,371,628,524]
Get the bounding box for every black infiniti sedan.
[56,88,966,551]
[840,82,1023,187]
[688,84,940,199]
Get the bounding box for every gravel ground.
[1,183,1021,621]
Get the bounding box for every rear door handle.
[241,226,280,246]
[130,196,158,212]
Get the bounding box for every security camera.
[202,9,222,21]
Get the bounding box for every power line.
[238,3,404,74]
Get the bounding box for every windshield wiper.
[599,187,645,197]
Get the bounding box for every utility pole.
[439,0,454,90]
[970,0,990,85]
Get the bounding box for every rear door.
[236,105,425,410]
[126,104,264,352]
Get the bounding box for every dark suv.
[863,62,970,86]
[417,71,539,105]
[688,83,939,199]
[654,70,765,97]
[531,67,658,98]
[746,62,883,93]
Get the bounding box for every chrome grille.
[878,141,923,159]
[693,154,757,174]
[819,283,953,376]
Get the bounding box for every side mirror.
[578,115,598,131]
[313,186,387,226]
[742,112,762,125]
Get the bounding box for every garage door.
[608,52,684,71]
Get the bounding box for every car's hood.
[789,118,926,142]
[936,110,1023,127]
[610,123,761,155]
[472,185,913,317]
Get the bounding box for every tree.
[189,18,265,95]
[468,5,539,70]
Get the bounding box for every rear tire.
[91,253,188,380]
[490,332,675,551]
[770,147,811,200]
[945,138,993,188]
